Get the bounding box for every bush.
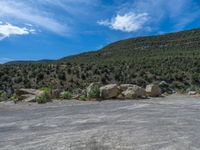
[36,87,52,104]
[36,94,48,104]
[61,91,72,100]
[196,88,200,94]
[171,81,185,90]
[11,94,18,103]
[40,87,52,99]
[40,87,52,93]
[0,91,7,102]
[87,86,100,99]
[80,95,87,101]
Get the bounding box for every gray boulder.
[122,85,147,99]
[146,84,161,97]
[100,84,120,99]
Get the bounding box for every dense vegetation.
[1,28,200,93]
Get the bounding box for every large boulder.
[122,85,147,99]
[146,84,161,97]
[100,84,120,99]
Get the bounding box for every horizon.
[0,0,200,64]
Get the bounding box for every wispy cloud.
[0,0,70,35]
[0,0,101,37]
[0,23,35,40]
[98,12,149,32]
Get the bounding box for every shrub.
[36,94,48,104]
[61,91,72,100]
[196,88,200,94]
[87,86,100,99]
[0,91,7,102]
[40,87,52,93]
[11,94,18,104]
[80,95,87,101]
[171,81,185,90]
[36,87,52,104]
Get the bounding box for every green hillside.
[1,28,200,92]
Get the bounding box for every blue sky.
[0,0,200,63]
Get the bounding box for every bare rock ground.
[1,95,200,150]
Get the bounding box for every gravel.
[1,95,200,150]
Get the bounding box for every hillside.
[1,28,200,92]
[60,28,200,63]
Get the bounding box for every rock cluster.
[13,83,162,103]
[88,83,162,100]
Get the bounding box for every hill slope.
[61,28,200,63]
[1,28,200,92]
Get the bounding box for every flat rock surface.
[1,95,200,150]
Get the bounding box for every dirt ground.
[0,95,200,150]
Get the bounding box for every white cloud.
[0,23,34,40]
[0,0,69,35]
[0,0,100,36]
[98,12,149,32]
[116,0,200,31]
